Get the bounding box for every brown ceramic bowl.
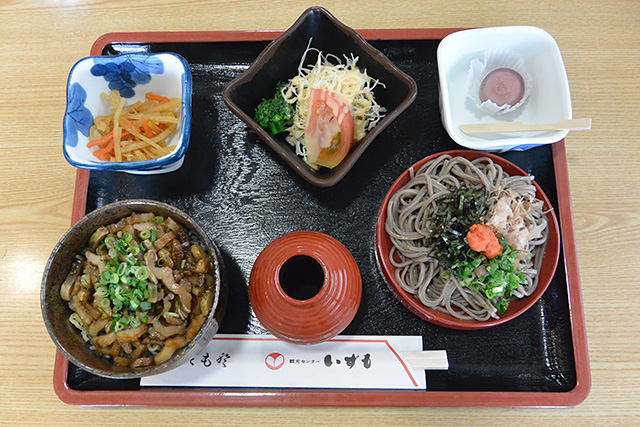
[376,150,560,330]
[41,199,227,378]
[249,231,362,344]
[222,6,418,187]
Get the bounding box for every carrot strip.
[92,140,114,159]
[87,131,114,148]
[146,92,171,103]
[141,117,154,137]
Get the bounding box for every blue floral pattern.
[64,83,93,148]
[90,55,165,98]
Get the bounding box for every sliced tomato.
[304,88,355,169]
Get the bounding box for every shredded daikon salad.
[281,39,386,159]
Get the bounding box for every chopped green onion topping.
[104,236,117,249]
[86,223,188,338]
[132,289,144,301]
[114,286,126,301]
[100,271,111,284]
[455,237,526,313]
[116,262,128,276]
[93,229,165,334]
[135,266,150,280]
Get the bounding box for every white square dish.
[437,26,572,152]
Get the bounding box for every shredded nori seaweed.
[426,185,488,269]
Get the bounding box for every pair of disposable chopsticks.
[459,118,592,134]
[401,350,449,370]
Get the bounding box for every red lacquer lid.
[249,231,362,344]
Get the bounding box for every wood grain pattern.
[0,0,638,424]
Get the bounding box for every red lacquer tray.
[52,28,590,407]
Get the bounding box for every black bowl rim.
[222,6,418,187]
[40,199,226,379]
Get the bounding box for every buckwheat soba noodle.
[384,154,549,321]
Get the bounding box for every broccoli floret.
[254,83,294,135]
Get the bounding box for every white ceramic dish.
[63,53,192,173]
[437,26,572,152]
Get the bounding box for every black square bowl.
[222,6,418,187]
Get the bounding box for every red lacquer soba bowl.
[375,150,560,330]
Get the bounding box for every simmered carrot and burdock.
[61,213,215,368]
[88,91,181,162]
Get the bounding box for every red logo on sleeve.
[265,352,285,370]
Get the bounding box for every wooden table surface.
[1,0,638,424]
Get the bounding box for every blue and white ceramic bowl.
[63,53,192,174]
